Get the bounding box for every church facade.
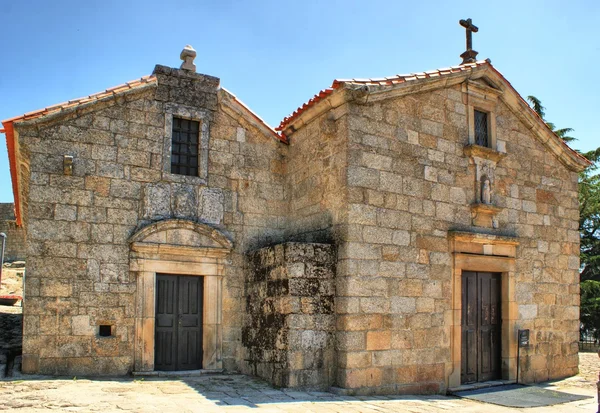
[2,45,589,394]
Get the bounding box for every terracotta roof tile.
[277,60,591,169]
[277,88,335,131]
[277,61,489,131]
[2,75,156,124]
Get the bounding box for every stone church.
[1,34,590,394]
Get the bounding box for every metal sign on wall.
[518,329,530,347]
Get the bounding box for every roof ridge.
[278,61,489,131]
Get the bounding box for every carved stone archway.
[129,219,232,372]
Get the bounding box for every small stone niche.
[464,144,506,228]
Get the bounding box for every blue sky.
[1,0,598,202]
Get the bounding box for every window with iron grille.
[171,117,200,176]
[474,110,489,147]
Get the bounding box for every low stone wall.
[0,203,25,262]
[242,242,336,390]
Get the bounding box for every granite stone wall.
[15,65,287,375]
[242,243,336,389]
[10,59,582,395]
[0,203,26,262]
[332,85,580,393]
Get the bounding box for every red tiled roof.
[276,60,591,167]
[3,75,157,124]
[277,88,335,132]
[277,61,489,131]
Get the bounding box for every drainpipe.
[0,233,6,288]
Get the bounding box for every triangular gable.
[278,61,590,172]
[1,75,158,226]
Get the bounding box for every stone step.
[132,369,225,377]
[447,379,516,394]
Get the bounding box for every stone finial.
[180,45,197,72]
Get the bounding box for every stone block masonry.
[15,63,288,376]
[243,243,336,390]
[5,54,586,394]
[0,203,25,262]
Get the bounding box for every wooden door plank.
[177,276,203,370]
[155,274,178,371]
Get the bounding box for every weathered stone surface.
[11,57,582,393]
[242,243,335,390]
[198,187,224,225]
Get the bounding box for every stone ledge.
[447,379,516,394]
[133,369,224,377]
[464,144,506,162]
[470,202,503,216]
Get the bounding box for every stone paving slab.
[0,372,597,413]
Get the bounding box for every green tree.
[579,147,600,282]
[580,280,600,340]
[527,96,576,142]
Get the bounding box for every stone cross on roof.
[459,18,479,65]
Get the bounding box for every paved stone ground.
[0,361,598,413]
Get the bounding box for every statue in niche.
[481,177,492,204]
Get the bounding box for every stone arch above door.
[130,219,233,250]
[129,219,233,372]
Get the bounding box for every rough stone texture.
[16,65,287,376]
[331,86,580,394]
[242,242,336,390]
[0,204,26,262]
[10,60,582,394]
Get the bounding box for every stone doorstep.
[447,379,516,394]
[132,369,224,377]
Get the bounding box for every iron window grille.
[171,117,200,176]
[474,109,489,147]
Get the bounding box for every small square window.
[474,110,489,147]
[98,325,112,337]
[171,117,200,176]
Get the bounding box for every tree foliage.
[580,280,600,339]
[527,95,576,142]
[580,148,600,282]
